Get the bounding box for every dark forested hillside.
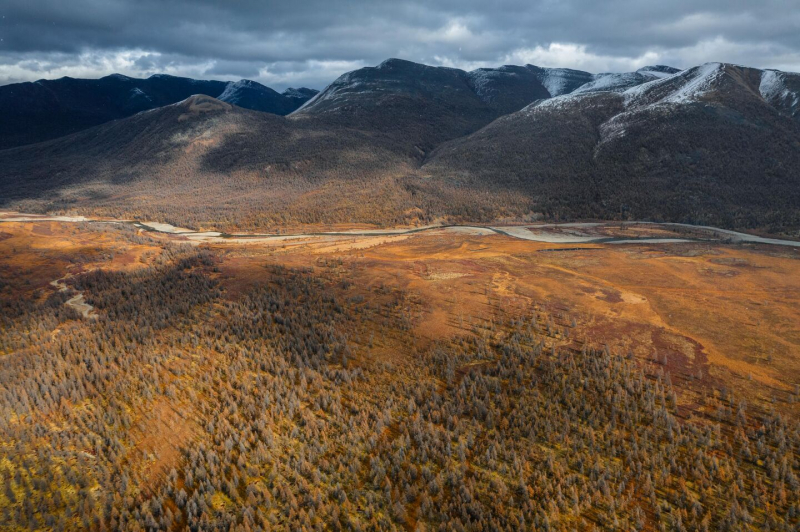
[0,74,317,149]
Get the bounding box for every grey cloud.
[1,0,799,90]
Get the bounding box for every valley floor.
[3,210,800,248]
[1,217,799,530]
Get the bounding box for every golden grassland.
[206,227,800,400]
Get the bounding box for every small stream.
[50,276,96,319]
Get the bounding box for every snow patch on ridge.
[537,68,590,96]
[573,72,644,94]
[662,63,723,103]
[522,91,612,115]
[759,70,785,100]
[759,70,799,109]
[572,67,681,96]
[217,80,249,103]
[467,70,500,100]
[527,92,586,111]
[129,87,152,101]
[622,63,723,107]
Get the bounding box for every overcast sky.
[1,0,799,90]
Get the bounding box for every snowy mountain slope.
[296,59,677,126]
[623,62,728,106]
[424,62,800,230]
[573,72,654,94]
[759,69,800,118]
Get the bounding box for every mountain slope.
[0,74,317,149]
[464,65,551,114]
[423,63,800,231]
[0,94,426,228]
[293,58,553,155]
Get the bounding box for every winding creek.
[49,275,96,319]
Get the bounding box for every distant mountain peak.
[282,87,318,99]
[228,79,262,87]
[218,79,279,99]
[216,79,316,114]
[377,57,422,70]
[178,93,224,105]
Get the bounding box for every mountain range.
[1,58,799,233]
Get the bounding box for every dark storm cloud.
[1,0,799,89]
